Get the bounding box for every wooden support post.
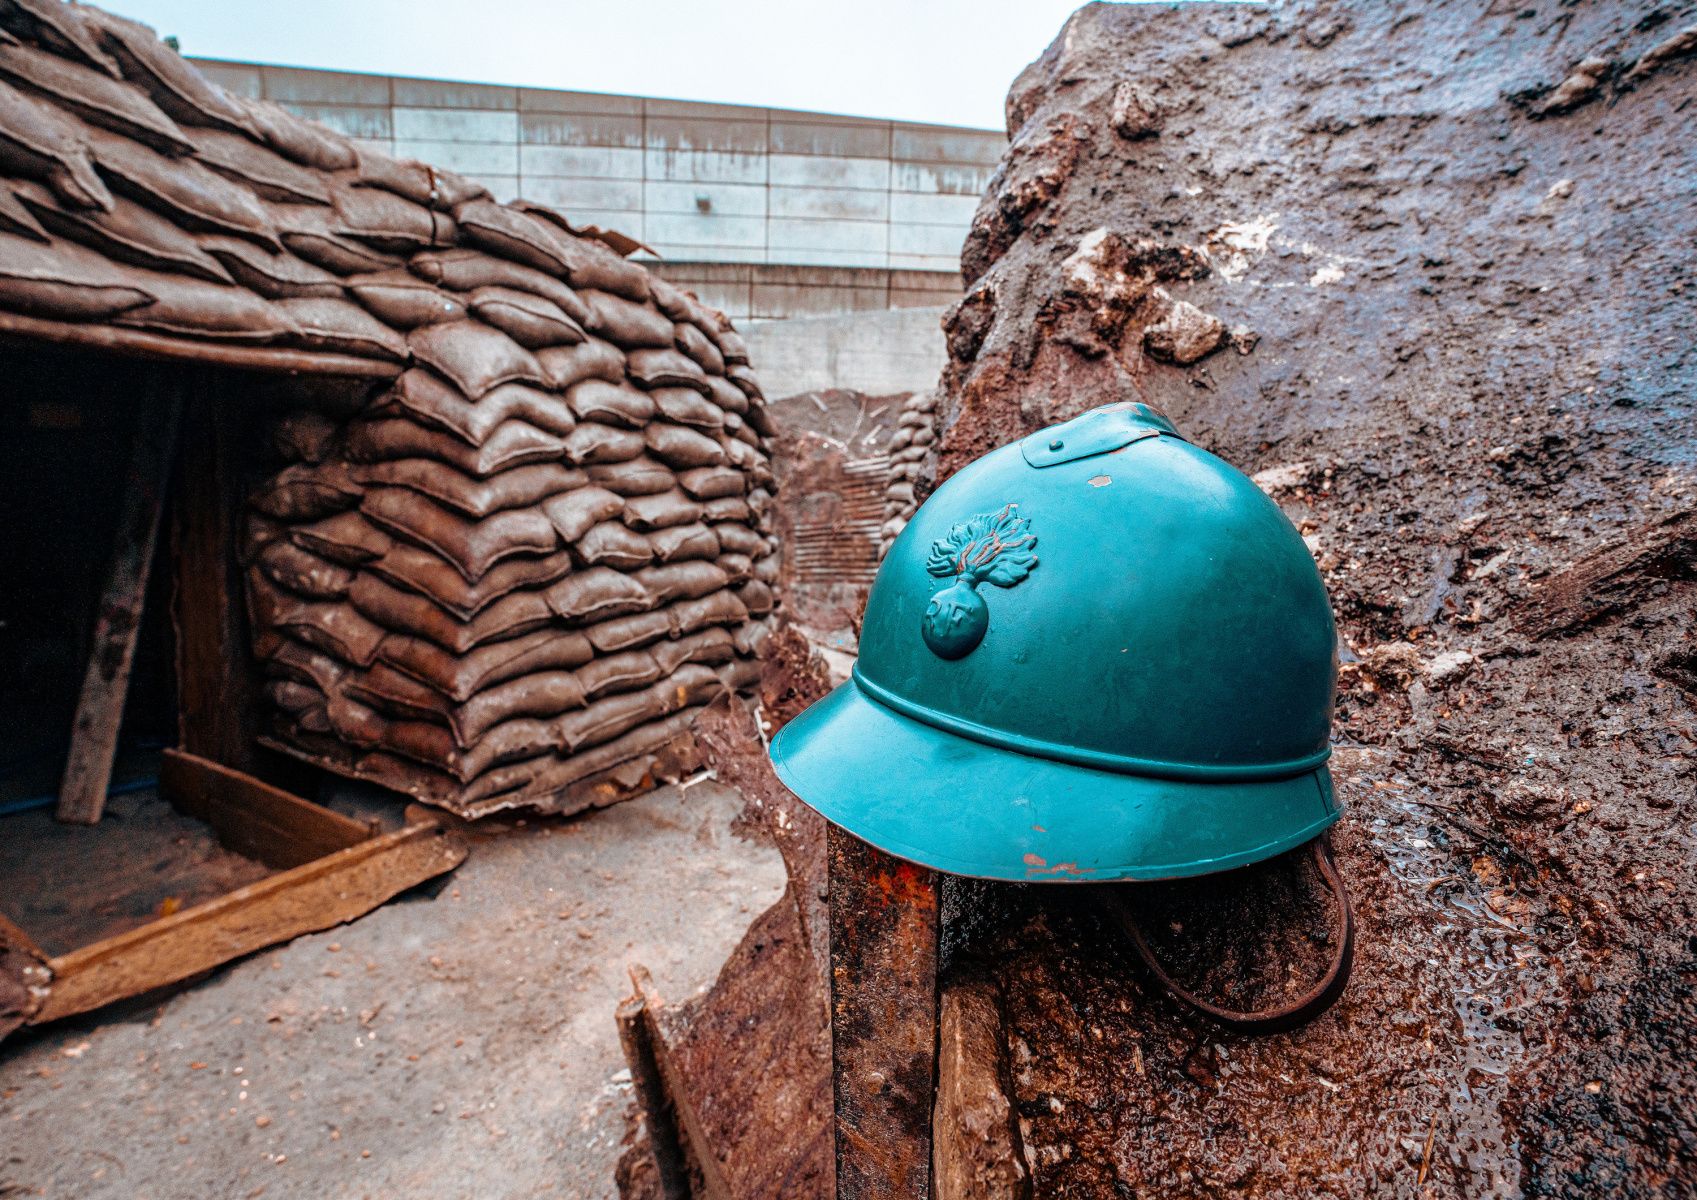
[828,823,942,1199]
[56,374,183,824]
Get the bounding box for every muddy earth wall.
[912,2,1697,1197]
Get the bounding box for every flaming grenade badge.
[921,504,1039,659]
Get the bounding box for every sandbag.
[345,271,466,328]
[274,203,404,275]
[114,272,299,342]
[378,626,593,703]
[536,222,651,301]
[408,248,590,324]
[265,638,351,693]
[671,589,749,636]
[247,568,385,667]
[714,552,752,587]
[344,417,565,478]
[564,422,645,466]
[747,487,774,518]
[457,717,560,782]
[718,657,762,692]
[241,511,286,565]
[348,572,553,655]
[0,229,155,319]
[653,626,735,675]
[712,522,766,557]
[566,379,654,429]
[353,458,581,519]
[702,496,751,524]
[586,457,676,497]
[234,95,357,172]
[647,276,694,322]
[466,286,585,349]
[325,694,464,776]
[248,461,363,521]
[754,552,780,584]
[644,424,726,469]
[673,322,725,375]
[648,522,720,564]
[185,125,328,204]
[82,125,278,249]
[717,330,750,365]
[258,538,354,599]
[15,183,233,283]
[574,520,653,570]
[536,337,625,391]
[331,182,454,253]
[632,561,729,606]
[361,486,558,583]
[352,145,485,211]
[540,486,624,543]
[343,662,453,725]
[705,374,749,415]
[201,234,343,299]
[451,670,587,750]
[87,7,259,135]
[736,579,774,616]
[677,466,744,501]
[650,388,724,432]
[620,489,702,532]
[368,543,574,622]
[453,200,576,276]
[289,510,392,566]
[745,402,776,439]
[5,0,119,81]
[276,297,410,361]
[583,607,674,654]
[728,363,764,400]
[373,370,574,446]
[578,289,673,348]
[575,648,663,702]
[731,618,771,659]
[408,320,545,398]
[626,348,710,394]
[265,678,324,715]
[544,565,651,623]
[0,77,111,212]
[552,686,667,755]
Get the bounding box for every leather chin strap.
[1097,835,1356,1035]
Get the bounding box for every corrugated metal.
[791,456,889,588]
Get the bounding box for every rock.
[1423,649,1476,686]
[1143,297,1225,364]
[1109,80,1162,140]
[933,977,1030,1200]
[1360,641,1421,690]
[1250,461,1312,494]
[1535,56,1611,114]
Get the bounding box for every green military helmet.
[770,401,1341,882]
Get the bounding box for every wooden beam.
[0,912,52,1042]
[31,817,465,1025]
[615,989,691,1200]
[161,748,374,871]
[828,824,942,1200]
[56,374,183,824]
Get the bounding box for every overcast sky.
[106,0,1098,131]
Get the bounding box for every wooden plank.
[0,311,404,378]
[615,991,691,1200]
[632,966,734,1200]
[161,748,374,871]
[56,376,183,824]
[0,912,52,1041]
[30,819,465,1024]
[173,371,262,773]
[828,824,942,1200]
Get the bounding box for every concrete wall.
[190,59,1002,280]
[741,306,948,401]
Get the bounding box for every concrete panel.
[393,138,518,176]
[646,180,766,218]
[893,124,1007,165]
[767,246,887,269]
[769,185,888,223]
[741,306,949,398]
[750,281,887,320]
[644,117,768,155]
[393,107,518,144]
[188,59,260,98]
[465,174,521,204]
[260,65,389,106]
[644,243,769,268]
[889,252,961,272]
[889,223,968,257]
[890,191,982,226]
[392,77,517,111]
[889,269,964,296]
[549,209,645,239]
[769,217,887,255]
[518,177,643,213]
[520,144,645,180]
[520,112,644,149]
[768,119,891,160]
[645,97,767,122]
[280,103,392,141]
[519,88,644,117]
[644,212,767,249]
[768,153,889,191]
[891,283,962,309]
[893,161,998,197]
[645,148,767,186]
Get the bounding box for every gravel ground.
[0,779,786,1200]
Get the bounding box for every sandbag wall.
[0,0,779,814]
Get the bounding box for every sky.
[105,0,1100,131]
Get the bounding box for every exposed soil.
[913,2,1697,1196]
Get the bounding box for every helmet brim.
[770,678,1340,882]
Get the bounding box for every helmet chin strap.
[1095,835,1356,1035]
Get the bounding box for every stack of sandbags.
[0,0,785,815]
[879,392,937,557]
[243,246,782,814]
